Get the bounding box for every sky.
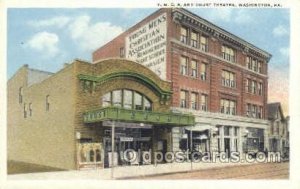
[7,8,290,115]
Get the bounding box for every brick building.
[8,8,272,171]
[93,8,272,156]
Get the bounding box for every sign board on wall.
[125,13,167,80]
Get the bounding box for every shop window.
[96,149,101,162]
[90,150,95,162]
[112,90,122,107]
[124,90,133,109]
[180,90,188,108]
[234,127,238,136]
[201,94,208,111]
[46,95,50,111]
[191,31,198,48]
[224,126,230,136]
[222,45,235,62]
[144,97,152,111]
[200,36,208,52]
[200,63,207,81]
[190,92,198,110]
[180,26,188,44]
[191,60,198,77]
[180,56,188,75]
[19,87,23,104]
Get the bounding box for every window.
[221,70,236,88]
[120,47,125,58]
[191,31,198,48]
[144,97,152,111]
[200,36,208,52]
[134,92,143,110]
[234,127,238,136]
[46,95,50,111]
[29,103,32,117]
[222,45,235,62]
[246,103,251,117]
[252,81,257,94]
[191,92,198,110]
[123,90,133,109]
[180,90,188,108]
[247,103,263,119]
[258,61,262,73]
[258,106,263,119]
[102,90,152,111]
[258,82,263,95]
[112,90,122,107]
[220,99,236,115]
[201,94,208,111]
[23,103,27,118]
[200,63,207,81]
[180,27,188,44]
[19,87,23,104]
[246,56,263,73]
[180,56,188,75]
[252,105,257,118]
[191,60,198,77]
[224,126,230,136]
[102,92,111,107]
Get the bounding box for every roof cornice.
[172,8,272,62]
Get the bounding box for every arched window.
[19,87,23,104]
[102,89,152,111]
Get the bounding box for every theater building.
[7,59,194,170]
[93,8,272,157]
[8,8,272,170]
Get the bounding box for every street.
[132,162,289,179]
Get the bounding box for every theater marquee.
[125,13,167,80]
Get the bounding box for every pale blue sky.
[7,8,290,112]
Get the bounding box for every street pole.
[190,128,193,171]
[111,120,115,179]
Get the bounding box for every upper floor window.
[222,46,235,62]
[190,92,198,110]
[220,99,236,115]
[201,94,208,111]
[102,89,152,111]
[252,80,257,94]
[180,56,188,75]
[120,47,125,58]
[258,82,263,95]
[200,36,208,52]
[23,103,27,118]
[246,103,263,119]
[180,90,188,108]
[191,31,198,48]
[191,60,198,78]
[180,27,188,44]
[246,56,263,73]
[221,70,236,88]
[200,63,207,81]
[46,95,50,111]
[19,87,23,104]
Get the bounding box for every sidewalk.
[8,160,256,180]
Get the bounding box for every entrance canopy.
[83,107,195,126]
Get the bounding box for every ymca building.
[8,8,271,170]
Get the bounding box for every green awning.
[83,107,195,126]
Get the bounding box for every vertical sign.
[125,13,167,80]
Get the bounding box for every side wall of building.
[7,64,77,170]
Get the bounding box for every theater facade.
[7,59,194,170]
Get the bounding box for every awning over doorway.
[83,107,195,126]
